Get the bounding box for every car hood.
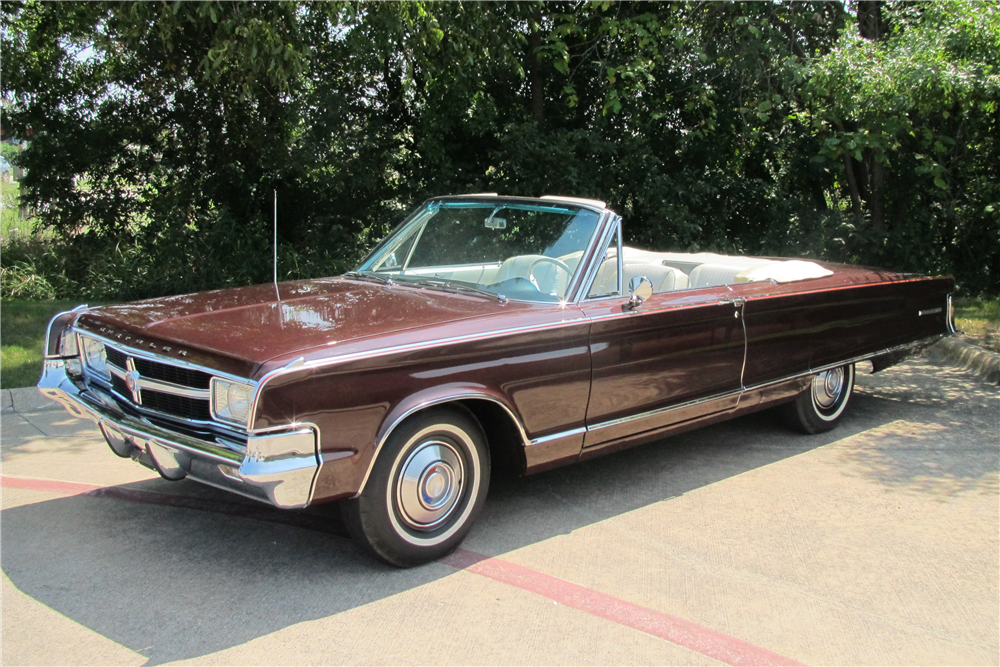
[76,278,522,370]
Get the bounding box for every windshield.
[355,200,602,302]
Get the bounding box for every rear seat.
[688,258,773,288]
[623,260,688,292]
[587,247,832,295]
[590,248,689,295]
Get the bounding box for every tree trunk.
[857,1,886,230]
[857,1,882,41]
[842,153,864,219]
[866,151,886,231]
[527,9,544,122]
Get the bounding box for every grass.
[1,299,96,389]
[0,180,36,239]
[954,296,1000,353]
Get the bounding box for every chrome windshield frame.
[354,196,614,305]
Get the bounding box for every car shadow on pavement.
[2,362,996,665]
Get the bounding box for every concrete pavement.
[2,356,998,666]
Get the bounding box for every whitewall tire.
[342,407,490,567]
[781,363,855,434]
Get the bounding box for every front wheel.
[780,363,855,434]
[342,407,490,567]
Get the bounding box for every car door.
[578,227,746,449]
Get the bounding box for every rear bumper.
[38,359,320,509]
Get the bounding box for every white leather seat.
[590,257,689,296]
[688,258,775,288]
[494,254,576,297]
[623,260,688,292]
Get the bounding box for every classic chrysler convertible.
[39,195,955,565]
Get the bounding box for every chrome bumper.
[38,359,320,509]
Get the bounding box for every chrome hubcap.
[396,440,464,531]
[812,368,845,410]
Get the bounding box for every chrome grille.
[104,343,213,423]
[106,347,128,368]
[141,390,213,421]
[111,374,129,395]
[133,357,212,389]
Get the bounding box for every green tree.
[2,0,997,299]
[802,1,1000,290]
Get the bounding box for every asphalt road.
[2,356,998,666]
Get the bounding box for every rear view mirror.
[485,207,507,229]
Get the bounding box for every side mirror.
[625,276,653,310]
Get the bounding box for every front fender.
[373,381,526,453]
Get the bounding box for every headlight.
[80,336,110,380]
[58,328,79,357]
[211,378,254,426]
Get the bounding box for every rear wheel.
[342,407,490,567]
[781,363,855,434]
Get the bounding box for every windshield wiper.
[402,277,508,304]
[342,271,394,286]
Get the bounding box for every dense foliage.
[2,0,997,300]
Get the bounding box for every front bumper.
[38,359,320,509]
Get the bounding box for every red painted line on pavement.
[3,474,804,665]
[442,549,806,667]
[1,475,102,495]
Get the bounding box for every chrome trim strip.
[918,307,943,316]
[946,294,956,333]
[617,223,623,298]
[587,389,742,433]
[535,339,938,443]
[584,298,737,321]
[742,339,941,393]
[246,317,590,431]
[741,275,946,302]
[529,427,586,447]
[138,377,210,399]
[578,214,621,302]
[540,195,607,210]
[565,209,616,303]
[355,393,529,496]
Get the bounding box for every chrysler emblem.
[125,370,140,393]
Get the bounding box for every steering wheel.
[528,256,573,293]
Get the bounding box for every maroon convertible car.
[40,194,955,565]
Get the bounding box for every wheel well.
[456,399,527,480]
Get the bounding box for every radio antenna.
[273,189,279,300]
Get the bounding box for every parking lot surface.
[2,357,998,666]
